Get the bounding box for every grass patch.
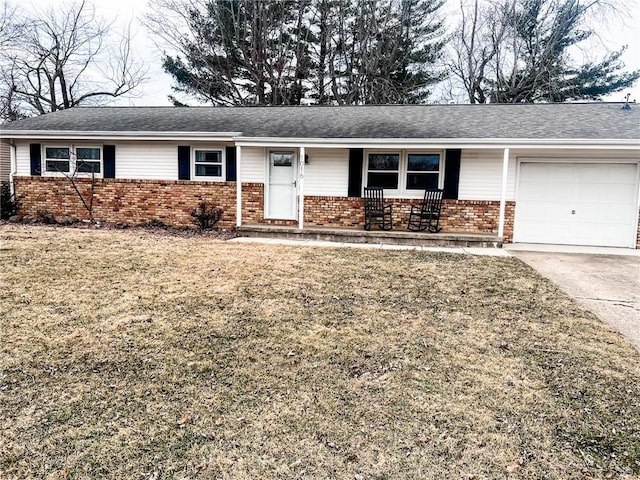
[1,225,639,479]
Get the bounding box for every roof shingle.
[2,103,638,140]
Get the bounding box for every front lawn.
[1,225,639,479]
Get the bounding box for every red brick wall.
[240,183,298,226]
[14,177,517,241]
[14,177,242,228]
[303,196,515,241]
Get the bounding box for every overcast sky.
[20,0,640,106]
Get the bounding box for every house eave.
[234,137,640,150]
[0,130,638,150]
[0,130,241,142]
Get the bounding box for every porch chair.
[364,186,393,230]
[407,189,444,233]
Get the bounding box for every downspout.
[298,146,305,229]
[498,147,510,241]
[9,140,17,196]
[236,145,242,227]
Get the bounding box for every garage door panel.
[603,184,637,203]
[578,165,607,182]
[518,202,569,221]
[514,162,638,248]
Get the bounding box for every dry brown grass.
[1,225,639,480]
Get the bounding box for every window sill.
[192,176,225,182]
[363,190,429,199]
[42,172,103,179]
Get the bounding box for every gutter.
[233,137,640,149]
[0,130,241,142]
[1,130,638,150]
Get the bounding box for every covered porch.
[233,143,513,245]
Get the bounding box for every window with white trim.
[193,149,224,179]
[367,153,400,189]
[406,153,439,190]
[76,147,101,174]
[44,145,102,175]
[44,146,71,173]
[365,151,442,194]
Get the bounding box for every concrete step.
[237,225,502,248]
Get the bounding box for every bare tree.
[448,0,507,103]
[0,1,26,121]
[64,158,98,224]
[448,0,639,103]
[0,0,146,119]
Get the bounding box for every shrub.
[1,182,18,219]
[190,201,223,230]
[138,219,169,229]
[37,211,57,224]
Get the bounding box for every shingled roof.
[2,103,639,140]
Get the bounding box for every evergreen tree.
[147,0,446,105]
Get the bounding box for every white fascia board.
[0,130,241,142]
[1,131,638,150]
[234,137,640,150]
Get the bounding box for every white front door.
[267,151,297,219]
[514,162,639,247]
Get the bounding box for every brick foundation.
[14,177,516,241]
[304,196,515,242]
[14,177,242,228]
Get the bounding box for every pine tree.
[150,0,446,105]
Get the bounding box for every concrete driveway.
[508,247,640,351]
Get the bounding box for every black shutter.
[103,145,116,178]
[30,144,42,176]
[178,146,190,180]
[348,148,364,197]
[225,146,237,181]
[443,149,461,200]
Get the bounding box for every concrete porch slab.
[237,224,501,248]
[228,236,512,256]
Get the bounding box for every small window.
[45,147,70,173]
[367,153,399,189]
[194,150,223,177]
[406,153,440,190]
[272,152,294,167]
[76,147,101,173]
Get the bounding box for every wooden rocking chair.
[407,189,443,233]
[364,186,393,230]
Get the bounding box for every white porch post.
[298,146,305,229]
[236,145,242,227]
[498,147,510,239]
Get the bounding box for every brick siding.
[14,177,242,228]
[304,196,515,242]
[15,176,516,241]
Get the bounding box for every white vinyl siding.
[114,142,179,180]
[241,146,266,183]
[1,140,11,182]
[304,148,349,196]
[460,148,640,202]
[459,149,517,201]
[15,142,31,176]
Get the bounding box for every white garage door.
[514,162,639,247]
